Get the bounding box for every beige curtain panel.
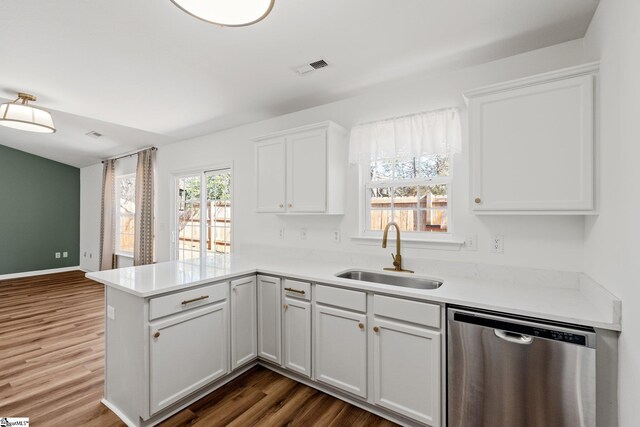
[134,148,155,266]
[99,159,116,270]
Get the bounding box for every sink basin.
[335,270,443,290]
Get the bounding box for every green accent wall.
[0,144,80,275]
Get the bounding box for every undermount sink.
[335,270,443,290]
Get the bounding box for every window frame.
[360,153,454,238]
[170,162,234,261]
[115,173,136,257]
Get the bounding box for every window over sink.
[349,108,461,238]
[364,154,451,234]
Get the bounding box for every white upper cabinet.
[255,138,286,212]
[254,121,348,214]
[465,63,598,214]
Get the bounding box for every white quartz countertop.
[86,254,621,331]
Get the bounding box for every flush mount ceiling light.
[0,93,56,134]
[170,0,275,26]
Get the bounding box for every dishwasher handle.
[494,329,533,345]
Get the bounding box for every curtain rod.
[101,146,157,163]
[356,107,459,127]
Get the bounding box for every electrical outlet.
[465,235,477,251]
[333,230,341,243]
[279,228,285,239]
[301,228,307,240]
[107,305,115,320]
[55,252,61,259]
[63,252,68,258]
[491,235,504,253]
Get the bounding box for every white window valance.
[348,108,461,164]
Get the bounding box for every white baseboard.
[0,266,81,281]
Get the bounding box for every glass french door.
[175,168,232,261]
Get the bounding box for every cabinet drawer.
[283,279,310,300]
[149,282,228,321]
[315,284,366,312]
[373,295,440,328]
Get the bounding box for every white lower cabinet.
[372,317,441,427]
[257,275,282,364]
[283,296,312,377]
[149,302,229,414]
[314,304,368,398]
[230,276,257,369]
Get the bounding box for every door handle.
[494,329,533,345]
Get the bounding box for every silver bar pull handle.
[494,329,533,345]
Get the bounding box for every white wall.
[80,163,102,271]
[81,39,588,273]
[583,1,640,425]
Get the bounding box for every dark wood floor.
[0,270,397,426]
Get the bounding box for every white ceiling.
[0,0,599,167]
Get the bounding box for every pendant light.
[170,0,275,27]
[0,93,56,134]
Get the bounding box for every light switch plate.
[55,252,61,259]
[107,305,115,320]
[465,235,477,251]
[63,252,68,258]
[301,228,307,240]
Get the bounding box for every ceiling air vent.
[293,59,329,75]
[85,131,103,139]
[309,59,328,69]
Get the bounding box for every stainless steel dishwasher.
[447,307,596,427]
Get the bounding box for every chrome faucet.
[382,222,414,273]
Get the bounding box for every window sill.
[115,252,133,259]
[350,235,465,251]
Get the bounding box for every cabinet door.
[231,276,257,369]
[257,275,281,364]
[149,302,229,414]
[256,138,286,212]
[314,305,367,398]
[372,318,441,427]
[469,74,594,212]
[283,297,312,377]
[286,129,327,212]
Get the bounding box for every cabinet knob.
[279,203,284,208]
[153,331,160,339]
[358,322,364,330]
[474,197,482,204]
[373,326,379,333]
[288,203,292,208]
[283,304,288,310]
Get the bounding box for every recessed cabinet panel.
[287,130,327,212]
[257,275,282,364]
[230,277,257,369]
[373,318,441,426]
[255,138,286,212]
[149,302,229,415]
[315,305,367,398]
[466,64,597,214]
[283,296,312,377]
